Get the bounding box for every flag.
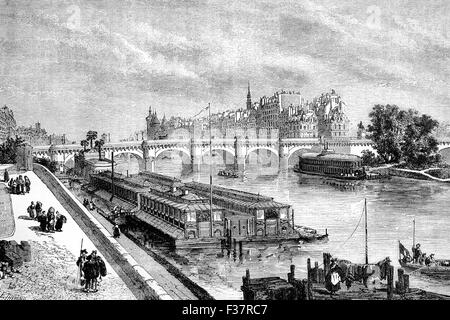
[192,105,210,118]
[399,241,411,259]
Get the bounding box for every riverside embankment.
[32,164,182,300]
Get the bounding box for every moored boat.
[218,169,239,178]
[296,148,366,180]
[398,219,450,280]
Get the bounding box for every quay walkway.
[0,172,135,300]
[84,201,198,300]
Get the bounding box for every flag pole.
[412,218,415,250]
[209,103,213,238]
[364,198,368,264]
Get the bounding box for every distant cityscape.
[142,85,352,142]
[3,84,450,147]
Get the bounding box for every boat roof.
[185,181,274,202]
[300,152,362,161]
[141,191,223,212]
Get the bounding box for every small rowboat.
[398,219,450,280]
[218,169,239,178]
[399,259,450,280]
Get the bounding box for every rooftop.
[300,152,362,161]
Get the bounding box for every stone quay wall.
[32,164,172,300]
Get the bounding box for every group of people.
[76,249,107,293]
[83,198,96,211]
[27,201,67,232]
[6,172,31,195]
[0,261,20,280]
[412,243,436,266]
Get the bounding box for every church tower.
[246,81,252,110]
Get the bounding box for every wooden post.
[302,279,309,300]
[239,241,243,258]
[307,258,311,281]
[323,253,331,276]
[403,274,410,293]
[314,261,319,283]
[397,268,405,294]
[387,265,394,300]
[288,264,295,283]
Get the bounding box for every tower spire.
[246,81,252,110]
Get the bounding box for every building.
[143,85,350,141]
[146,107,168,140]
[16,122,67,146]
[0,105,17,142]
[315,90,350,139]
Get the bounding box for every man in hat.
[76,249,88,286]
[86,250,100,292]
[412,243,422,264]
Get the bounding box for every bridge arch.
[246,146,279,158]
[112,150,144,161]
[201,147,235,166]
[245,146,279,168]
[287,147,314,166]
[155,147,190,160]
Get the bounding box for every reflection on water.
[120,154,450,299]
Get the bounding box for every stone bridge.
[32,138,450,172]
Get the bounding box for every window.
[279,208,288,219]
[187,211,196,222]
[256,209,264,220]
[214,211,222,221]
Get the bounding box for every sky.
[0,0,449,142]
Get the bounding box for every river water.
[116,154,450,299]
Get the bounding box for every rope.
[330,204,366,253]
[308,202,366,270]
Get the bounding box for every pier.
[241,253,450,300]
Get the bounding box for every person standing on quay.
[3,169,9,183]
[24,176,31,193]
[113,224,121,238]
[18,175,25,194]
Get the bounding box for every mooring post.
[403,274,410,293]
[288,264,295,283]
[397,268,405,294]
[307,258,311,281]
[314,261,319,283]
[387,265,394,300]
[323,253,331,276]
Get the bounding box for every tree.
[361,149,381,167]
[367,104,440,168]
[0,136,25,164]
[94,139,105,160]
[86,131,98,149]
[367,105,416,163]
[80,139,89,151]
[401,114,440,168]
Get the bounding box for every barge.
[296,149,366,180]
[87,171,325,249]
